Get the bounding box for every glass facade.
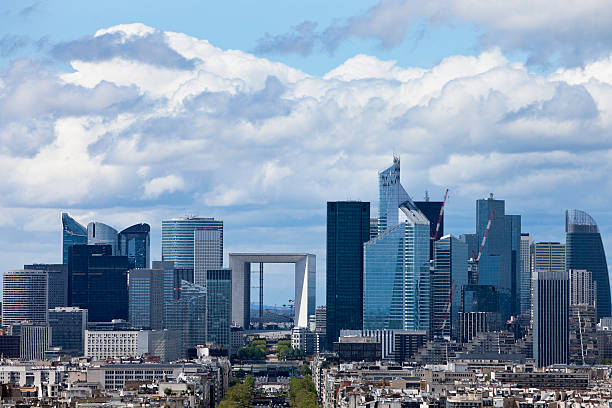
[87,222,119,255]
[128,268,164,330]
[24,263,68,308]
[165,280,206,356]
[119,223,150,269]
[206,268,232,349]
[415,200,444,260]
[378,156,412,234]
[68,244,129,322]
[194,229,223,287]
[2,270,48,326]
[519,233,532,314]
[326,201,370,348]
[506,214,521,315]
[566,209,612,320]
[363,206,431,332]
[62,213,87,265]
[48,307,87,356]
[162,217,223,269]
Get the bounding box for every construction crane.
[471,211,495,284]
[432,188,449,240]
[440,281,457,333]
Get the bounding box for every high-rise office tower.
[532,242,566,272]
[194,229,223,287]
[128,268,164,330]
[119,223,151,269]
[568,269,598,365]
[165,280,206,356]
[151,261,177,328]
[377,156,412,234]
[62,213,87,264]
[476,194,516,319]
[369,218,379,240]
[48,307,88,356]
[87,222,119,255]
[569,269,596,307]
[506,214,521,316]
[519,233,532,315]
[24,264,68,308]
[162,217,223,269]
[326,201,370,348]
[432,235,468,338]
[363,204,431,331]
[14,324,51,360]
[206,268,232,349]
[68,244,129,322]
[533,270,569,367]
[414,199,444,261]
[566,209,611,320]
[2,270,48,326]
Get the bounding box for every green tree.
[299,364,312,376]
[244,374,255,389]
[289,375,318,408]
[221,383,252,408]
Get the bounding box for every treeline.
[289,374,318,408]
[219,375,255,408]
[278,339,306,360]
[237,338,267,360]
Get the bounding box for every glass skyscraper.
[326,201,370,348]
[194,229,223,287]
[128,268,164,330]
[415,200,444,260]
[24,263,68,308]
[162,217,223,269]
[48,307,87,357]
[378,156,412,234]
[206,268,232,349]
[363,204,431,332]
[165,280,206,356]
[566,209,612,320]
[519,233,532,315]
[119,223,151,269]
[2,270,48,326]
[62,213,87,264]
[506,214,521,316]
[87,222,119,255]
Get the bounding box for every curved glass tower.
[87,222,119,255]
[119,223,151,269]
[566,209,611,320]
[62,213,87,264]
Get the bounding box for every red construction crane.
[476,211,495,263]
[432,188,449,240]
[440,281,457,332]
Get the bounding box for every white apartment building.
[85,330,149,360]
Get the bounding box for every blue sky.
[2,0,612,306]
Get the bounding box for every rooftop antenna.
[424,191,430,202]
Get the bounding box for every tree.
[222,383,252,408]
[244,374,255,389]
[299,364,312,376]
[164,388,172,396]
[237,344,265,360]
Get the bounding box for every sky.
[2,1,612,306]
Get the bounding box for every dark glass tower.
[24,264,68,308]
[414,200,444,260]
[62,213,87,264]
[119,223,151,269]
[566,210,611,320]
[326,201,370,349]
[68,244,130,322]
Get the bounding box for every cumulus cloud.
[4,23,612,302]
[254,0,612,66]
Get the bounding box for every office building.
[2,270,48,326]
[377,156,412,234]
[533,270,569,367]
[230,326,245,357]
[87,222,119,255]
[118,223,151,269]
[48,307,87,357]
[458,312,489,343]
[0,336,20,359]
[128,268,164,330]
[566,209,611,320]
[162,217,223,269]
[334,336,382,362]
[369,218,379,240]
[506,215,521,315]
[194,229,223,287]
[363,204,431,332]
[532,242,566,273]
[415,199,444,260]
[569,269,595,306]
[326,201,370,348]
[68,244,129,322]
[519,233,532,315]
[165,280,206,356]
[291,327,316,355]
[10,323,52,361]
[23,264,68,309]
[432,235,468,338]
[85,330,146,360]
[206,268,232,349]
[62,212,87,265]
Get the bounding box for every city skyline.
[3,3,612,306]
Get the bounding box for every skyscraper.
[162,217,223,269]
[566,209,611,320]
[506,214,521,316]
[569,269,596,307]
[532,242,566,273]
[519,233,532,315]
[206,268,232,349]
[533,270,569,367]
[432,235,468,338]
[414,199,444,260]
[326,201,370,348]
[369,218,379,240]
[2,270,48,326]
[68,244,129,322]
[363,204,431,332]
[194,229,223,287]
[24,263,68,308]
[151,260,177,328]
[87,222,119,255]
[62,213,87,264]
[48,307,88,356]
[165,280,206,356]
[118,223,151,269]
[128,268,164,330]
[377,156,412,234]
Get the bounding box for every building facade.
[165,280,207,356]
[87,222,119,255]
[414,199,444,260]
[162,217,223,269]
[566,209,611,320]
[128,268,164,330]
[506,214,521,316]
[533,270,569,367]
[48,307,87,357]
[194,229,223,287]
[17,324,51,361]
[2,270,48,326]
[206,268,232,349]
[519,233,532,315]
[24,264,68,309]
[118,223,151,269]
[61,212,87,265]
[326,201,370,348]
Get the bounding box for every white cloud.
[143,174,186,199]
